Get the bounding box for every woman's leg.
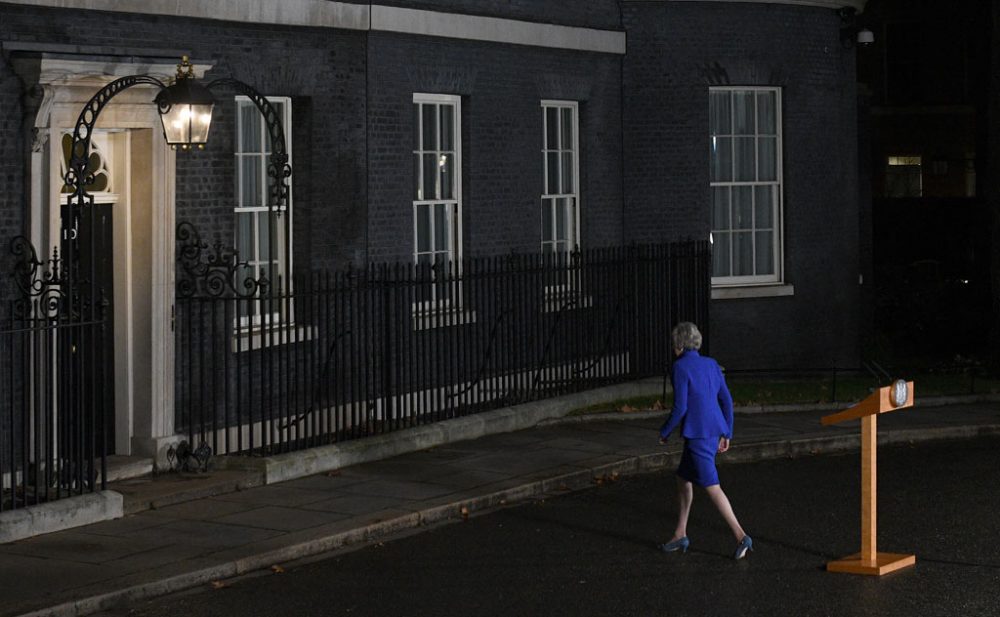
[704,484,746,541]
[672,476,694,540]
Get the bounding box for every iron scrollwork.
[176,222,268,299]
[9,236,67,320]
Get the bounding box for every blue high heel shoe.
[659,537,690,553]
[734,535,753,560]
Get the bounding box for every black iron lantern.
[154,56,215,149]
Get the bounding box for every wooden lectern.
[820,380,916,576]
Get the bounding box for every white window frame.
[709,86,783,287]
[540,100,580,256]
[234,95,293,329]
[412,93,463,313]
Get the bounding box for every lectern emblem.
[892,379,908,407]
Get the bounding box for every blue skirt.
[676,437,720,487]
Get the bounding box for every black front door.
[66,201,117,454]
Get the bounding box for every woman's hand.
[718,437,731,453]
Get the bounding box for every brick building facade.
[0,0,867,460]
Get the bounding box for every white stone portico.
[14,56,212,464]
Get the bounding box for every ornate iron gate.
[1,233,110,511]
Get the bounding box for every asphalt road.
[100,436,1000,617]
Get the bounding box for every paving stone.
[145,498,264,521]
[210,485,332,507]
[118,519,284,550]
[0,531,169,565]
[213,506,349,532]
[298,493,412,516]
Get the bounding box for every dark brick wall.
[345,0,622,30]
[366,31,623,263]
[0,46,25,275]
[622,1,861,370]
[0,3,368,272]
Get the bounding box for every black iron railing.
[176,233,711,456]
[1,238,109,512]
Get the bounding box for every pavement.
[1,395,999,617]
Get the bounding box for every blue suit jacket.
[658,350,734,440]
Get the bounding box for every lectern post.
[821,380,916,576]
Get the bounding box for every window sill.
[231,324,316,352]
[711,284,795,300]
[412,308,477,331]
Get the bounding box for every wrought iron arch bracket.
[65,75,168,212]
[204,78,292,214]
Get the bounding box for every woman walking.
[657,322,752,560]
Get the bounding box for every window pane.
[422,104,436,151]
[734,137,756,182]
[755,230,774,275]
[712,186,730,231]
[733,186,753,230]
[758,137,777,181]
[423,153,437,200]
[240,103,261,152]
[258,213,271,263]
[561,107,574,150]
[547,152,560,194]
[757,91,776,134]
[434,204,449,252]
[713,232,731,277]
[754,185,774,228]
[413,153,422,200]
[439,153,454,200]
[542,198,553,242]
[733,91,755,135]
[733,231,753,276]
[555,197,567,242]
[416,204,431,252]
[241,156,261,207]
[561,152,574,194]
[710,91,731,135]
[545,107,559,149]
[710,137,732,182]
[439,104,454,151]
[237,213,254,263]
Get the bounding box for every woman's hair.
[671,322,702,352]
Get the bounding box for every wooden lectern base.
[827,552,916,576]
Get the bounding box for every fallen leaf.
[460,506,469,521]
[652,399,665,410]
[593,476,605,486]
[270,565,285,574]
[619,404,636,413]
[326,470,342,477]
[210,581,229,590]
